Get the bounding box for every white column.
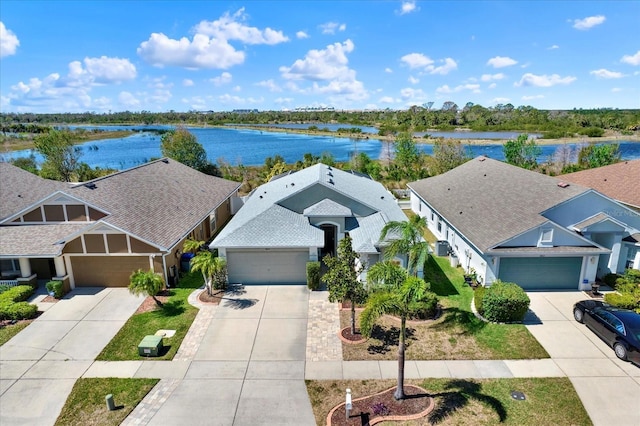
[54,256,66,277]
[18,258,31,278]
[634,249,640,270]
[608,236,622,273]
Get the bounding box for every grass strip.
[55,378,158,426]
[0,320,32,346]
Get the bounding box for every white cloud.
[138,8,287,69]
[611,88,622,93]
[118,91,141,108]
[400,87,427,102]
[401,53,433,69]
[218,93,263,105]
[182,96,208,111]
[379,96,397,104]
[385,67,393,73]
[319,22,346,35]
[77,56,137,83]
[183,79,194,87]
[0,22,19,57]
[590,69,624,79]
[515,73,576,87]
[488,83,497,89]
[492,97,510,104]
[436,84,481,94]
[547,44,560,50]
[399,1,419,15]
[256,79,282,92]
[621,50,640,66]
[480,73,505,82]
[210,71,232,86]
[194,8,288,45]
[429,58,457,75]
[573,15,606,30]
[408,76,419,84]
[522,94,544,100]
[296,31,309,39]
[487,56,518,68]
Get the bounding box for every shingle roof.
[561,160,640,209]
[349,213,388,253]
[303,199,352,217]
[0,162,67,222]
[0,224,90,256]
[407,157,590,252]
[68,158,240,250]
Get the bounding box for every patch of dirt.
[41,295,59,303]
[329,385,433,425]
[0,315,38,328]
[135,291,171,314]
[198,289,224,305]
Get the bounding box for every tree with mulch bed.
[128,269,164,307]
[189,249,227,296]
[323,235,367,335]
[361,264,437,400]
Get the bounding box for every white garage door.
[226,249,309,284]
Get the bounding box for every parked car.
[573,300,640,365]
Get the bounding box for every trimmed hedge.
[46,280,64,299]
[482,280,530,323]
[408,291,438,320]
[306,261,321,290]
[604,293,638,312]
[0,285,37,320]
[474,286,486,315]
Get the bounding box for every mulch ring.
[339,327,368,344]
[198,289,225,305]
[328,385,434,426]
[135,290,171,314]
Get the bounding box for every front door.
[320,224,337,259]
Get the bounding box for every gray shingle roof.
[303,198,352,217]
[349,213,388,253]
[0,224,90,256]
[408,157,590,252]
[0,162,67,222]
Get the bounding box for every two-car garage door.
[226,249,309,285]
[498,257,583,290]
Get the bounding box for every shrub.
[408,291,438,320]
[482,280,530,323]
[2,302,37,320]
[46,280,65,299]
[0,284,10,294]
[306,261,321,290]
[474,286,486,315]
[2,285,34,302]
[604,292,639,313]
[0,285,37,320]
[578,127,605,137]
[602,273,619,288]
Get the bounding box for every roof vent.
[161,158,169,164]
[478,157,486,162]
[291,182,295,186]
[381,196,384,199]
[327,172,333,177]
[84,183,97,190]
[259,195,263,199]
[557,182,570,188]
[328,178,334,185]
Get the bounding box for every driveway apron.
[0,288,144,426]
[525,291,640,426]
[148,285,316,426]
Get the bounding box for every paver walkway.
[306,291,343,362]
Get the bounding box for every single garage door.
[226,249,309,284]
[498,257,583,290]
[71,256,150,287]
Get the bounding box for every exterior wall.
[502,223,593,247]
[544,192,640,231]
[280,184,376,216]
[309,216,346,234]
[14,203,106,224]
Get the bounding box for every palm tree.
[360,269,434,400]
[190,251,227,295]
[183,238,204,254]
[129,269,164,306]
[366,260,408,290]
[380,214,430,277]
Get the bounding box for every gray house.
[211,163,408,284]
[408,156,640,290]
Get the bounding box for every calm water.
[2,126,638,169]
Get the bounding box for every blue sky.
[1,1,638,113]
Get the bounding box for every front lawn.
[306,378,592,426]
[342,255,548,360]
[96,272,203,361]
[55,378,158,426]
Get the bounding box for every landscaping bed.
[306,378,592,426]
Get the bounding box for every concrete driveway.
[525,292,640,426]
[147,285,316,426]
[0,287,144,426]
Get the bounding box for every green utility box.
[138,335,163,357]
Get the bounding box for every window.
[437,220,442,232]
[209,213,217,233]
[538,229,553,246]
[431,212,435,222]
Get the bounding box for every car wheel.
[614,343,628,361]
[573,307,584,323]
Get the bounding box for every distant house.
[407,156,640,290]
[210,164,408,285]
[0,159,240,289]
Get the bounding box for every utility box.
[435,241,449,256]
[138,335,163,357]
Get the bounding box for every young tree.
[503,134,541,170]
[161,126,219,175]
[366,260,408,290]
[430,139,472,175]
[322,235,367,334]
[189,251,227,295]
[393,131,421,180]
[34,129,83,182]
[380,215,430,277]
[360,273,435,400]
[577,143,621,169]
[129,269,164,306]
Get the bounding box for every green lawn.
[306,377,591,426]
[55,378,158,426]
[96,272,203,361]
[0,320,33,346]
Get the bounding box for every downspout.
[161,250,170,288]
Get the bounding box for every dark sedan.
[573,300,640,365]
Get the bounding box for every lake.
[2,126,638,169]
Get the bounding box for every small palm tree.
[380,215,430,277]
[360,271,434,400]
[366,260,408,290]
[183,238,204,254]
[129,269,164,306]
[190,251,227,296]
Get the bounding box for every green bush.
[0,285,37,320]
[602,273,619,288]
[0,284,10,294]
[604,293,640,313]
[605,269,640,313]
[482,280,530,323]
[306,261,321,290]
[578,127,604,137]
[408,291,438,320]
[46,280,65,298]
[474,286,486,315]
